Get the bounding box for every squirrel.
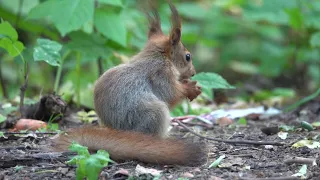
[53,1,206,166]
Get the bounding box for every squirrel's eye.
[186,53,191,61]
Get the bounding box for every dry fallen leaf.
[277,131,288,140]
[135,164,162,176]
[292,140,320,149]
[217,117,233,126]
[115,168,129,176]
[14,119,47,131]
[182,172,194,178]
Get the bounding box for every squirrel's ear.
[147,8,163,39]
[168,1,181,46]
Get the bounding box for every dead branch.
[0,58,8,98]
[240,177,299,180]
[0,152,73,168]
[284,157,317,165]
[19,63,29,116]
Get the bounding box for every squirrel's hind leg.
[133,99,171,138]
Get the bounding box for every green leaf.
[33,38,62,66]
[94,9,127,47]
[311,122,320,127]
[170,104,186,117]
[67,144,112,180]
[292,164,307,178]
[89,155,108,166]
[279,125,295,132]
[28,0,94,36]
[272,88,295,97]
[201,87,214,100]
[285,8,303,30]
[85,157,103,180]
[0,21,18,39]
[176,2,207,20]
[305,14,320,29]
[0,131,4,137]
[75,160,87,180]
[14,165,24,172]
[0,21,24,57]
[237,117,247,125]
[96,150,115,164]
[242,0,297,25]
[301,121,314,131]
[98,0,123,7]
[192,72,235,89]
[68,142,90,156]
[229,61,259,75]
[208,155,226,168]
[310,32,320,48]
[47,123,59,131]
[66,31,111,60]
[285,88,320,112]
[292,140,320,149]
[0,114,6,123]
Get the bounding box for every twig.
[173,119,286,146]
[97,57,103,76]
[173,115,197,121]
[106,161,136,168]
[15,0,24,26]
[19,61,29,116]
[54,50,70,93]
[240,177,299,180]
[181,121,213,129]
[0,146,29,150]
[229,154,254,158]
[0,58,8,98]
[284,157,317,165]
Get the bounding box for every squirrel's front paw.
[182,79,202,101]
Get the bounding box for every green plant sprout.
[67,142,115,180]
[37,113,62,132]
[0,21,27,115]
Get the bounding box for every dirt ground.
[0,98,320,180]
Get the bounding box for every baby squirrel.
[54,2,205,166]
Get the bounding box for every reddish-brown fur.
[53,127,205,166]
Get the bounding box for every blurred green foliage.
[0,0,320,108]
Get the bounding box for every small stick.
[19,63,29,116]
[240,177,299,180]
[0,58,8,98]
[173,119,286,146]
[0,146,28,150]
[284,157,317,165]
[181,121,213,129]
[173,115,197,121]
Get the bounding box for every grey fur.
[94,50,174,137]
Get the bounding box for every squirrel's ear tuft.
[147,2,163,39]
[168,1,182,46]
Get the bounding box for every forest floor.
[0,98,320,180]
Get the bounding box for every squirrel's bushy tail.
[53,127,206,166]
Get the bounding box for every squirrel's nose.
[190,68,196,77]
